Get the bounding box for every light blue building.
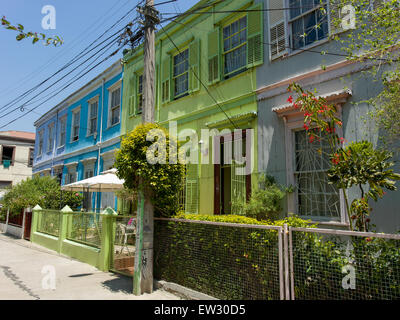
[33,60,123,212]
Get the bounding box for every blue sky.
[0,0,198,133]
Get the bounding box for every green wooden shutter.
[207,28,220,84]
[247,3,264,67]
[185,163,199,214]
[189,39,200,93]
[161,56,171,104]
[129,73,136,116]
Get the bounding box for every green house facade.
[121,0,264,215]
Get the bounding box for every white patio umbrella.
[61,169,125,212]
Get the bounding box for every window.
[28,148,34,167]
[173,49,189,99]
[223,16,247,78]
[294,129,340,219]
[84,166,94,179]
[289,0,328,50]
[71,109,80,142]
[137,75,143,114]
[38,130,44,156]
[110,87,121,126]
[59,116,66,147]
[47,123,54,153]
[88,100,98,135]
[1,146,15,166]
[67,167,77,184]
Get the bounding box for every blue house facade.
[33,60,123,212]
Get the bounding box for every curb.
[154,280,218,300]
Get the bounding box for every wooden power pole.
[133,0,159,295]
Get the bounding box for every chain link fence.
[66,212,102,248]
[154,218,284,300]
[289,227,400,300]
[110,216,136,276]
[36,209,60,237]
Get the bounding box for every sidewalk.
[0,233,180,300]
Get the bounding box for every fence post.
[99,207,117,272]
[283,223,290,300]
[31,205,42,241]
[21,208,26,239]
[59,205,73,254]
[5,208,9,233]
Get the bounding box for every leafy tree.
[0,176,82,215]
[1,16,63,46]
[333,0,400,149]
[115,123,185,217]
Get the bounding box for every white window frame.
[282,105,347,225]
[47,122,54,153]
[107,81,121,128]
[58,115,67,148]
[87,96,99,137]
[284,0,331,54]
[71,106,81,143]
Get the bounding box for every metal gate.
[110,216,136,277]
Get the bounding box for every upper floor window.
[38,130,44,156]
[88,100,98,136]
[1,146,15,166]
[110,87,121,126]
[289,0,328,50]
[71,108,80,142]
[58,116,66,147]
[223,16,247,78]
[173,49,189,99]
[47,123,54,153]
[28,148,34,167]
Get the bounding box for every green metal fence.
[154,218,284,300]
[110,215,136,277]
[36,209,60,237]
[66,212,103,248]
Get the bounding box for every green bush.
[233,174,287,221]
[115,123,185,217]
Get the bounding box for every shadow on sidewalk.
[101,273,133,294]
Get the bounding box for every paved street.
[0,233,180,300]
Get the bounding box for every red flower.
[339,137,346,144]
[317,108,324,114]
[304,111,313,117]
[303,123,309,131]
[293,103,299,109]
[336,121,342,126]
[287,96,293,103]
[75,193,79,196]
[309,135,315,143]
[366,237,372,242]
[302,93,308,97]
[366,218,371,223]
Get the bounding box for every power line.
[0,0,133,98]
[0,33,124,120]
[0,35,136,129]
[0,7,138,116]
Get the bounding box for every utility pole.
[133,0,159,295]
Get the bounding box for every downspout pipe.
[95,78,105,212]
